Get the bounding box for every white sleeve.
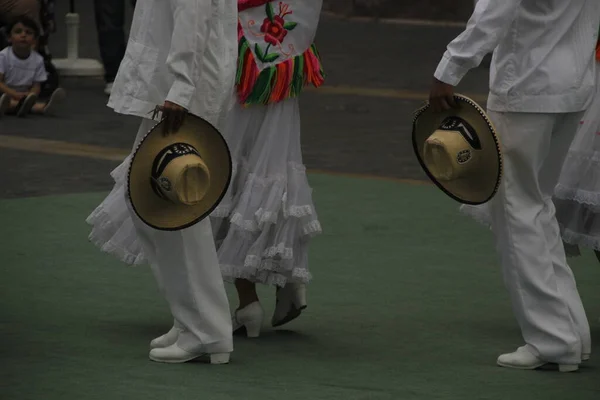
[0,51,6,75]
[434,0,523,86]
[165,0,212,109]
[33,55,48,83]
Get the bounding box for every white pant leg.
[538,114,591,356]
[487,111,585,364]
[125,119,233,354]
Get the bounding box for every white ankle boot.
[497,346,579,372]
[150,326,181,349]
[232,301,264,338]
[272,283,307,327]
[149,343,230,365]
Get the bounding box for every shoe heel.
[210,352,231,365]
[244,319,262,338]
[558,364,578,373]
[292,285,307,309]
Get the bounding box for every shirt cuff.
[433,53,471,87]
[165,80,196,110]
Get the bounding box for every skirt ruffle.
[85,119,157,266]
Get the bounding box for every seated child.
[0,15,64,117]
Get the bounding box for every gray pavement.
[0,2,491,199]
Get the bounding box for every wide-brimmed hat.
[412,94,502,205]
[127,114,232,231]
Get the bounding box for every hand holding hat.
[151,101,188,136]
[429,78,458,113]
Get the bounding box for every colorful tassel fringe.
[236,34,325,106]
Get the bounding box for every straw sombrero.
[127,114,232,231]
[412,94,502,205]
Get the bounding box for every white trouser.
[126,118,233,354]
[487,111,590,364]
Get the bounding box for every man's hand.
[429,78,458,112]
[155,101,188,136]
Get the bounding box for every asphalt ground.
[0,1,489,199]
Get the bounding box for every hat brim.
[128,114,232,231]
[412,94,502,205]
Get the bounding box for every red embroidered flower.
[260,16,287,45]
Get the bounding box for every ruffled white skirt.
[459,68,600,257]
[210,97,322,287]
[86,119,156,266]
[553,71,600,256]
[86,99,321,286]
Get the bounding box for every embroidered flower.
[248,2,298,63]
[260,15,287,45]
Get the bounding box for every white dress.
[210,98,321,287]
[211,0,325,287]
[87,0,326,288]
[460,61,600,257]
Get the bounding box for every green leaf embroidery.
[254,43,265,62]
[266,2,275,22]
[283,21,297,30]
[263,53,280,63]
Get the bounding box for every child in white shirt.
[0,15,64,117]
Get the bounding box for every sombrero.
[127,113,232,231]
[412,94,502,205]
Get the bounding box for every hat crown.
[151,143,211,205]
[423,116,480,182]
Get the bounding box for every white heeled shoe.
[232,301,264,338]
[497,346,579,373]
[271,283,307,327]
[150,326,181,349]
[149,343,230,365]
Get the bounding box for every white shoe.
[104,82,113,96]
[582,353,590,362]
[42,88,66,115]
[0,93,10,116]
[16,93,37,117]
[150,326,181,349]
[232,301,264,338]
[149,343,230,364]
[497,346,579,373]
[271,283,307,327]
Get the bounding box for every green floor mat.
[1,173,598,400]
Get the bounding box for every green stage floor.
[1,173,599,400]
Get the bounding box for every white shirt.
[0,47,47,92]
[434,0,600,113]
[107,0,238,131]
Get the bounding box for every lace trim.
[212,208,320,234]
[564,150,600,164]
[560,226,600,252]
[211,159,320,233]
[221,262,312,287]
[86,210,146,266]
[458,205,493,229]
[554,185,600,209]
